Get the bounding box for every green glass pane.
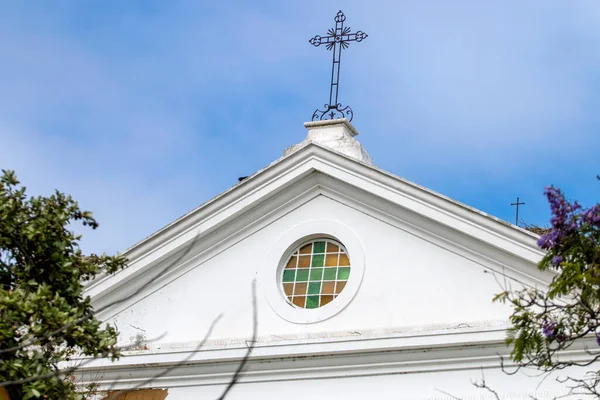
[310,268,323,281]
[337,267,351,280]
[306,295,319,309]
[296,269,309,282]
[282,270,295,282]
[311,254,324,267]
[313,241,326,254]
[323,267,337,280]
[308,282,321,295]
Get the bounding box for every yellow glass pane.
[335,281,347,294]
[321,295,334,306]
[299,244,312,254]
[285,256,297,269]
[339,254,350,266]
[283,283,294,296]
[298,255,311,268]
[325,254,338,266]
[326,242,339,252]
[293,296,306,308]
[321,281,335,294]
[293,282,308,296]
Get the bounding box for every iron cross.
[309,10,368,122]
[511,197,525,226]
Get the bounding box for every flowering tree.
[0,170,127,399]
[495,186,600,396]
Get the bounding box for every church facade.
[79,119,582,399]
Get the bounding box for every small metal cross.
[511,197,525,226]
[309,10,367,122]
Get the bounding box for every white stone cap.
[284,119,374,166]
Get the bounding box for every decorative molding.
[304,118,359,137]
[74,326,598,391]
[315,177,550,288]
[87,143,548,320]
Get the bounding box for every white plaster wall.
[108,194,515,346]
[149,366,575,400]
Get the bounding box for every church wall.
[124,366,573,400]
[108,194,516,347]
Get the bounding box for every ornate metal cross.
[309,10,367,122]
[511,197,525,226]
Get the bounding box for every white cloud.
[0,1,598,254]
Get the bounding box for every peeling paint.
[101,389,168,400]
[284,119,374,165]
[127,332,150,351]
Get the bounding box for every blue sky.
[1,1,599,255]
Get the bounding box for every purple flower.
[552,256,563,266]
[545,187,567,223]
[582,204,600,228]
[544,186,580,230]
[542,321,557,339]
[596,332,600,346]
[537,186,586,252]
[537,230,563,250]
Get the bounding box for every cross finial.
[309,10,367,122]
[511,197,525,226]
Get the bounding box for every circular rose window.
[281,239,351,309]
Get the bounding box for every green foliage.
[495,185,600,396]
[0,170,127,399]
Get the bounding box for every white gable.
[76,121,580,399]
[101,190,535,346]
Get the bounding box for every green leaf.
[0,170,128,398]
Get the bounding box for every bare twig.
[0,232,202,399]
[216,279,258,400]
[105,313,223,400]
[470,369,501,400]
[435,388,463,400]
[0,332,168,388]
[105,279,257,400]
[0,231,202,356]
[438,369,502,400]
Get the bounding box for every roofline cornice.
[73,325,595,391]
[85,143,545,300]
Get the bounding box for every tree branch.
[0,231,202,356]
[216,279,258,400]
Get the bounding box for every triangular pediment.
[85,142,549,349]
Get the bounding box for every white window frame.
[262,219,366,324]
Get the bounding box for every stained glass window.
[281,239,351,309]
